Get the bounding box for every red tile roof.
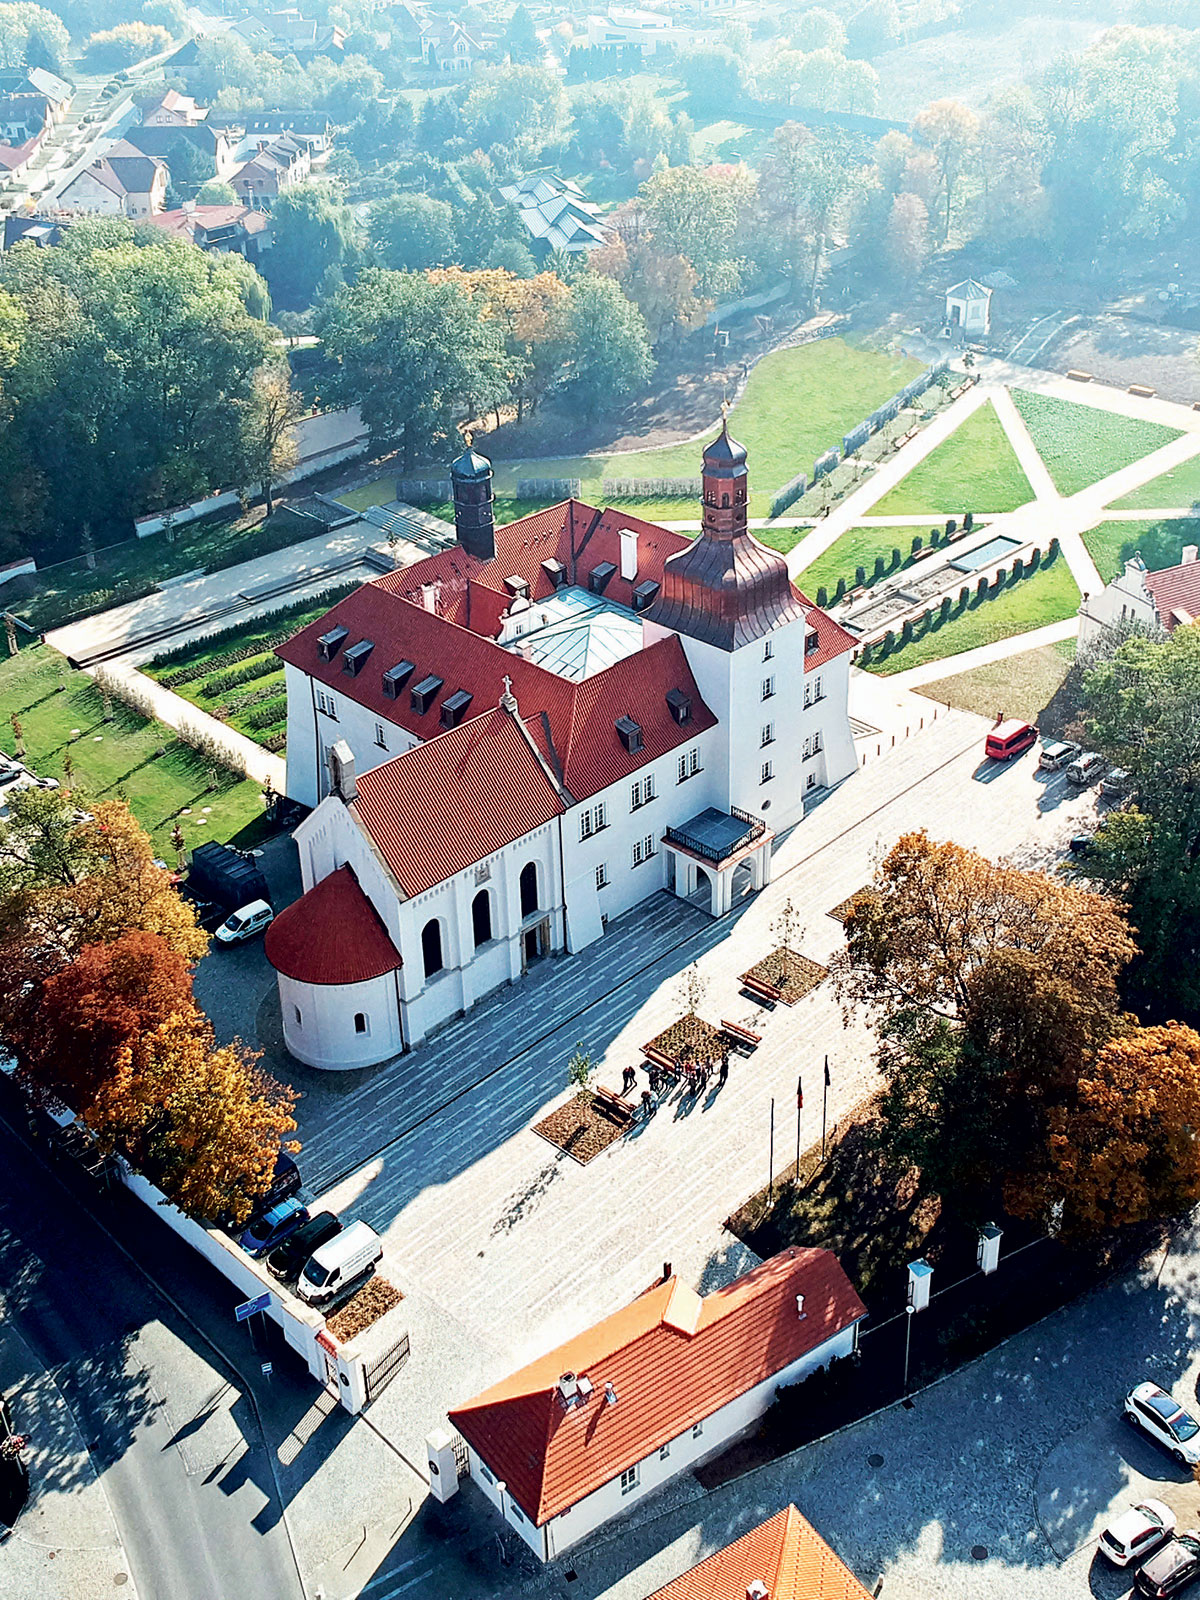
[1145,560,1200,631]
[275,586,714,806]
[448,1248,865,1526]
[264,864,402,984]
[794,591,858,671]
[352,705,565,896]
[646,1505,873,1600]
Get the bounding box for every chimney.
[619,526,637,582]
[1184,545,1198,564]
[796,1293,806,1319]
[420,580,441,614]
[747,1584,769,1600]
[604,1381,618,1407]
[557,1372,579,1406]
[327,738,356,802]
[450,440,495,562]
[662,1261,671,1282]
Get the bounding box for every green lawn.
[793,521,970,602]
[1110,451,1200,510]
[1010,389,1182,497]
[917,638,1076,725]
[1081,517,1200,584]
[353,338,923,521]
[0,645,268,856]
[870,400,1035,516]
[144,586,356,753]
[866,554,1081,676]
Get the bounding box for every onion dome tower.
[451,438,495,561]
[645,418,807,650]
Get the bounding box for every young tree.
[239,364,302,513]
[885,192,930,280]
[567,1040,593,1093]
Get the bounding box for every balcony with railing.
[664,804,766,865]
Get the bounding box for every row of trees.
[0,787,296,1226]
[0,221,302,558]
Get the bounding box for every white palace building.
[264,426,858,1069]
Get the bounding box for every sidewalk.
[0,1315,135,1600]
[882,617,1078,691]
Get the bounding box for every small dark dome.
[451,446,492,482]
[702,422,748,479]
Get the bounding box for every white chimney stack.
[747,1583,769,1600]
[1184,545,1198,565]
[619,527,638,582]
[796,1293,806,1319]
[557,1372,579,1406]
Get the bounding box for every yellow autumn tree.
[427,266,572,419]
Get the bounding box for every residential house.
[0,68,72,122]
[1078,545,1200,648]
[264,429,857,1066]
[230,133,311,207]
[0,94,50,146]
[55,142,168,217]
[498,171,608,253]
[3,214,66,248]
[148,201,272,261]
[444,1249,866,1561]
[210,110,332,159]
[645,1504,874,1600]
[122,122,237,182]
[136,88,209,126]
[419,15,485,71]
[585,7,677,55]
[227,9,345,61]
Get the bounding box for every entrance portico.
[663,805,773,918]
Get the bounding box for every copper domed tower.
[645,420,807,650]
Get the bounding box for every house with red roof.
[1079,543,1200,648]
[439,1248,865,1561]
[644,1503,874,1600]
[266,428,857,1067]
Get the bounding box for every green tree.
[640,164,752,299]
[461,64,565,154]
[789,7,847,53]
[913,98,980,241]
[368,193,457,272]
[237,363,302,513]
[885,191,930,279]
[760,122,859,308]
[196,178,237,205]
[83,20,171,68]
[558,273,653,418]
[163,135,215,204]
[317,268,510,467]
[263,184,360,311]
[0,3,68,69]
[502,3,543,63]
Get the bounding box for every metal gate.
[364,1331,410,1402]
[451,1433,470,1478]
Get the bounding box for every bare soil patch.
[326,1276,403,1343]
[741,946,827,1005]
[645,1012,726,1066]
[1037,313,1200,407]
[533,1092,627,1165]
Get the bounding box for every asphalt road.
[0,1114,303,1600]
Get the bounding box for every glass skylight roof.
[502,587,644,681]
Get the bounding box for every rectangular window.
[659,1442,670,1460]
[803,731,824,760]
[579,802,609,841]
[316,689,337,718]
[761,723,774,747]
[595,863,608,890]
[580,810,593,841]
[804,682,812,709]
[595,801,608,831]
[620,1465,639,1495]
[763,639,774,661]
[761,677,775,700]
[509,1500,525,1523]
[632,834,655,868]
[761,760,774,784]
[374,722,387,749]
[631,774,656,810]
[692,1422,703,1439]
[813,675,824,701]
[480,1463,495,1484]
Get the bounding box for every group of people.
[620,1054,730,1117]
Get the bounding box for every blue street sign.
[235,1292,271,1322]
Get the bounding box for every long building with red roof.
[268,429,857,1067]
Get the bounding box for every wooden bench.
[721,1019,761,1050]
[1128,383,1156,398]
[642,1045,677,1074]
[593,1086,634,1127]
[1067,369,1093,383]
[741,975,781,1005]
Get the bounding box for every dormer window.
[440,689,473,729]
[589,561,617,594]
[632,579,660,612]
[382,660,415,698]
[410,674,443,714]
[317,624,348,662]
[665,689,691,724]
[341,639,374,676]
[806,630,820,655]
[504,575,529,598]
[615,715,643,753]
[541,557,566,588]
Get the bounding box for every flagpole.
[768,1096,775,1206]
[821,1055,829,1161]
[795,1075,802,1182]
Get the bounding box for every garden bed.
[644,1012,726,1066]
[325,1276,403,1342]
[827,887,880,923]
[740,947,827,1005]
[533,1092,628,1165]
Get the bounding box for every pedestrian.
[622,1064,637,1096]
[719,1055,729,1086]
[641,1088,655,1119]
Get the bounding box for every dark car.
[1137,1532,1200,1598]
[239,1196,308,1258]
[267,1211,342,1283]
[212,1152,303,1232]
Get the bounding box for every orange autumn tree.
[1014,1024,1200,1233]
[91,1012,299,1227]
[426,266,572,420]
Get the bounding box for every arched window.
[422,918,444,978]
[520,863,539,917]
[721,493,729,508]
[472,889,492,947]
[293,1005,302,1027]
[354,1012,369,1035]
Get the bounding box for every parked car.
[1102,767,1133,799]
[214,899,275,946]
[1137,1533,1200,1598]
[1067,751,1106,786]
[1039,740,1082,772]
[1101,1500,1177,1567]
[985,720,1038,761]
[239,1196,308,1258]
[213,1152,302,1232]
[295,1221,382,1307]
[267,1211,342,1283]
[1125,1382,1200,1466]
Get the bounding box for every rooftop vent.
[632,579,660,613]
[576,1375,594,1403]
[558,1372,579,1407]
[317,624,349,662]
[541,557,566,588]
[588,560,617,595]
[796,1293,806,1320]
[382,660,415,699]
[439,689,473,729]
[747,1584,770,1600]
[504,575,530,598]
[341,639,374,677]
[665,689,692,725]
[604,1381,618,1407]
[615,715,643,754]
[410,674,444,715]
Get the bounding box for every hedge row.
[212,678,287,719]
[151,581,359,676]
[200,652,284,699]
[243,696,289,731]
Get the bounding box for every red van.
[985,720,1038,761]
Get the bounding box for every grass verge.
[1110,451,1200,511]
[1010,388,1182,497]
[1081,516,1200,584]
[870,399,1035,516]
[916,638,1076,726]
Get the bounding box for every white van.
[295,1220,382,1306]
[214,899,274,946]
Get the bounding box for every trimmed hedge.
[200,653,283,698]
[243,696,289,731]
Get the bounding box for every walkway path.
[882,617,1078,691]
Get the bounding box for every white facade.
[944,278,992,337]
[465,1319,859,1560]
[1077,552,1165,649]
[278,967,403,1069]
[284,660,420,810]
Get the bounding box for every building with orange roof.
[268,431,858,1066]
[439,1249,865,1561]
[645,1504,874,1600]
